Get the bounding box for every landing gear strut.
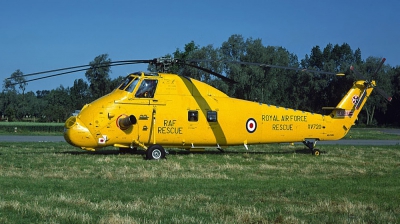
[302,140,321,156]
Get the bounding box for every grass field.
[0,142,399,223]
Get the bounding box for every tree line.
[2,34,399,126]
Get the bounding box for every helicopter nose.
[64,116,97,150]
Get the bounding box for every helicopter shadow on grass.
[168,148,318,156]
[60,147,319,158]
[61,149,139,156]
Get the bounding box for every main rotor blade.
[186,59,344,76]
[177,60,237,84]
[7,60,153,80]
[8,64,91,79]
[16,68,91,84]
[8,60,150,85]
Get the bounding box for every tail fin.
[321,58,390,138]
[323,80,374,128]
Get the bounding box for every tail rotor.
[350,58,392,102]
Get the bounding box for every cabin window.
[207,111,217,122]
[188,111,198,122]
[135,79,158,98]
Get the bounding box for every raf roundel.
[352,95,360,105]
[246,118,257,133]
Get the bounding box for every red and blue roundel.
[246,118,257,133]
[352,95,359,105]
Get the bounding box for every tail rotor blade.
[350,65,366,80]
[372,58,392,101]
[372,58,386,79]
[375,87,392,102]
[351,59,392,102]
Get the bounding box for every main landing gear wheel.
[312,149,320,156]
[303,140,321,156]
[146,144,166,160]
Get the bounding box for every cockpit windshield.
[118,76,139,92]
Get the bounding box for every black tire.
[313,149,321,156]
[146,144,166,160]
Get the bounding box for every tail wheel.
[146,144,166,160]
[313,149,321,156]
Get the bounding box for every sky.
[1,0,399,92]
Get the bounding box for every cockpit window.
[118,77,133,90]
[135,79,158,98]
[118,77,139,92]
[126,79,139,92]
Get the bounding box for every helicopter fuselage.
[64,72,373,153]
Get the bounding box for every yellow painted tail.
[323,80,374,129]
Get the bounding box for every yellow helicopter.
[13,57,393,159]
